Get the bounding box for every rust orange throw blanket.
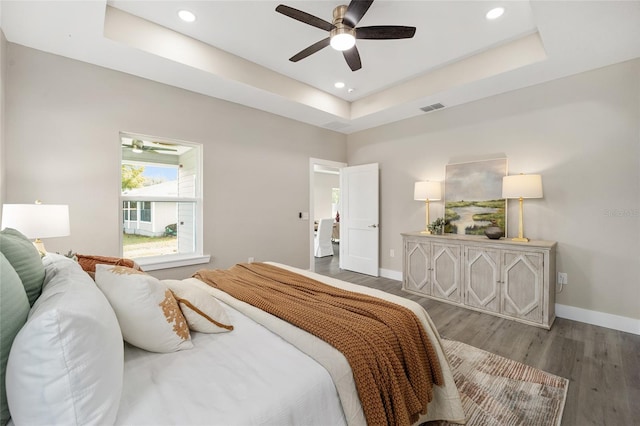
[194,263,444,426]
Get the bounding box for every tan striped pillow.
[163,279,233,333]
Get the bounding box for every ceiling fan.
[275,0,416,71]
[122,139,177,154]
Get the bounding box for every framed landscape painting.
[444,158,507,235]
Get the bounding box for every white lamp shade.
[1,204,70,239]
[502,174,543,199]
[414,181,441,201]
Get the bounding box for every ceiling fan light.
[330,33,356,51]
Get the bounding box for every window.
[120,133,209,270]
[140,201,151,223]
[123,201,137,221]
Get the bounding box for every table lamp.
[1,202,70,254]
[502,174,543,242]
[414,181,441,234]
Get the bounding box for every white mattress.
[115,263,464,425]
[115,299,348,426]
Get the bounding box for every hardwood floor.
[314,253,640,426]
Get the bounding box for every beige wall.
[314,172,339,222]
[4,44,347,278]
[4,42,639,321]
[0,30,6,209]
[347,59,640,320]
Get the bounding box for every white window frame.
[123,201,137,222]
[119,132,209,271]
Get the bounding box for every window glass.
[120,134,202,263]
[140,201,152,223]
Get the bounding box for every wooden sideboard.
[402,232,557,329]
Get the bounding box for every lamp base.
[32,239,47,256]
[511,237,529,242]
[420,230,432,235]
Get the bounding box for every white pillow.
[95,264,193,353]
[6,254,123,425]
[164,278,234,333]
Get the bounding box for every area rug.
[425,339,569,426]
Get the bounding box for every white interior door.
[340,163,379,276]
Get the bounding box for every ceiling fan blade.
[147,147,177,152]
[343,46,362,72]
[290,38,331,62]
[276,4,335,32]
[356,26,416,40]
[343,0,374,28]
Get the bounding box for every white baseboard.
[379,268,402,281]
[555,304,640,335]
[375,270,639,335]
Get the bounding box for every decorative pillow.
[76,253,142,279]
[164,278,234,333]
[95,265,193,353]
[0,253,30,426]
[6,254,123,425]
[0,228,45,305]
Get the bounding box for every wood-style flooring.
[314,253,640,426]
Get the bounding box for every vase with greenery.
[428,217,447,235]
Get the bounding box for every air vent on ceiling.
[420,103,446,113]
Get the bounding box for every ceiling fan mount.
[276,0,416,72]
[122,139,177,154]
[329,6,356,51]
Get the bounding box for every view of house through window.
[121,135,201,260]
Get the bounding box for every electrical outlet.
[248,257,254,263]
[558,272,568,285]
[389,249,395,258]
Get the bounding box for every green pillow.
[0,253,30,425]
[0,228,45,306]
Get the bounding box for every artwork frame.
[444,158,507,235]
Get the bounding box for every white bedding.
[116,298,348,426]
[115,262,465,426]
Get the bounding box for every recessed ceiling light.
[486,7,505,20]
[178,10,196,23]
[334,82,345,89]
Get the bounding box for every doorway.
[309,158,346,272]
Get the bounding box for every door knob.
[368,224,378,228]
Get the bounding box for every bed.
[0,227,465,426]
